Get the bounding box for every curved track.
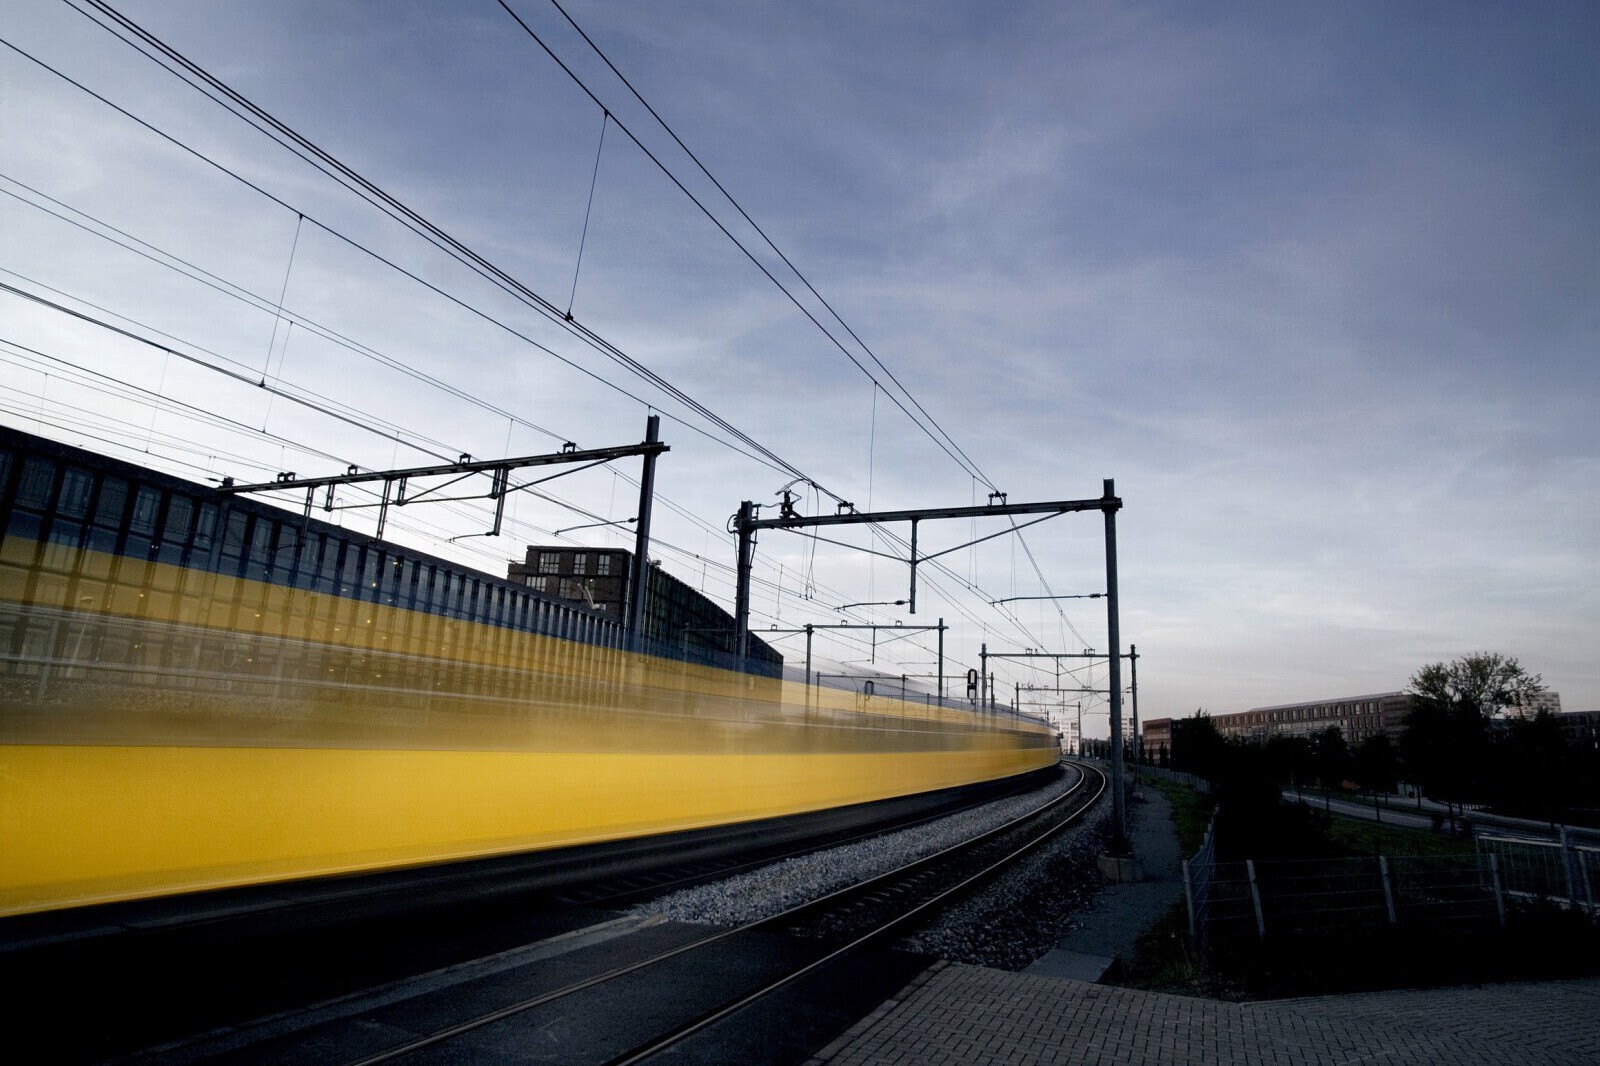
[188,760,1107,1065]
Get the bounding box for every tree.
[1497,711,1569,827]
[1356,734,1398,795]
[1409,652,1544,718]
[1310,726,1352,810]
[1265,733,1314,790]
[1171,710,1227,782]
[1402,652,1545,830]
[1356,734,1400,823]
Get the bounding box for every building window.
[596,554,612,576]
[538,551,560,574]
[572,553,587,575]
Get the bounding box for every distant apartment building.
[1557,710,1600,751]
[507,545,783,675]
[1509,690,1563,718]
[1145,690,1577,755]
[1143,692,1412,754]
[1141,717,1173,753]
[509,546,631,616]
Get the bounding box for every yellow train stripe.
[0,742,1054,917]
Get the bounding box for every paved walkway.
[806,781,1600,1064]
[808,964,1600,1065]
[1026,786,1185,981]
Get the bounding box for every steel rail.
[606,761,1108,1065]
[348,761,1101,1065]
[556,771,1056,911]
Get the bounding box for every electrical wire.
[8,8,1106,680]
[540,0,996,490]
[497,0,994,489]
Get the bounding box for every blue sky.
[3,1,1597,726]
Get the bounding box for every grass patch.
[1201,910,1600,999]
[1323,809,1477,858]
[1098,777,1214,995]
[1138,776,1214,854]
[1100,901,1207,994]
[1106,777,1592,999]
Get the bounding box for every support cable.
[492,0,989,487]
[539,0,996,490]
[567,109,608,319]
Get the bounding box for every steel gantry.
[221,414,668,650]
[763,619,947,702]
[731,479,1129,848]
[996,645,1141,780]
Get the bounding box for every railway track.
[7,770,1063,1063]
[148,760,1105,1064]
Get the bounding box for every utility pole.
[626,414,661,652]
[1129,643,1140,786]
[734,499,754,668]
[980,643,988,712]
[1103,478,1126,853]
[729,482,1125,843]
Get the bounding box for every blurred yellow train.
[0,426,1057,917]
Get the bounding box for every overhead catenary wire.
[6,31,1062,656]
[62,0,826,490]
[0,174,574,447]
[2,27,801,486]
[538,0,996,492]
[12,6,1107,672]
[496,0,995,491]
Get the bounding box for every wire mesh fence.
[1477,829,1600,912]
[1185,830,1598,952]
[1138,764,1211,794]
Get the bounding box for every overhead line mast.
[730,481,1130,850]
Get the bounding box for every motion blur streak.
[0,427,1055,916]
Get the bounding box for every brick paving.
[807,962,1600,1064]
[809,780,1600,1064]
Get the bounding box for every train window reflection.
[220,511,248,570]
[129,486,161,537]
[249,518,273,575]
[193,502,217,552]
[160,496,194,566]
[94,476,128,528]
[16,456,55,510]
[42,518,82,573]
[59,467,93,519]
[303,533,327,591]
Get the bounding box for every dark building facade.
[1558,710,1600,752]
[1144,692,1412,755]
[508,545,782,676]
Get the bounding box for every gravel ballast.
[633,766,1121,969]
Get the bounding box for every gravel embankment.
[632,770,1115,968]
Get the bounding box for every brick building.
[507,545,782,675]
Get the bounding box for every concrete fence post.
[1246,859,1266,940]
[1489,853,1506,928]
[1560,828,1578,907]
[1582,850,1595,913]
[1182,858,1197,939]
[1379,856,1398,926]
